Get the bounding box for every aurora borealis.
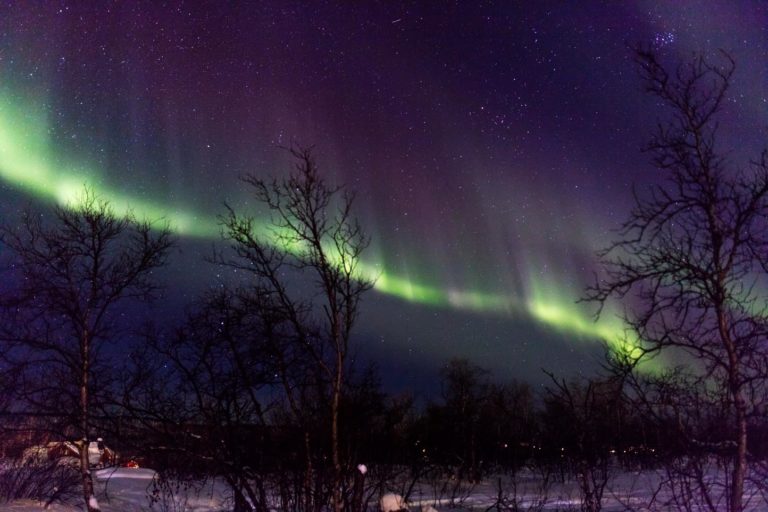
[1,2,766,391]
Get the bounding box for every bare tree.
[589,48,768,512]
[542,374,623,512]
[133,288,276,512]
[0,189,174,511]
[215,146,373,512]
[433,358,490,483]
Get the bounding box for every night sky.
[0,2,766,395]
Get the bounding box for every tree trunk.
[351,466,366,512]
[80,330,99,511]
[79,443,98,512]
[719,306,745,512]
[303,431,314,512]
[331,351,343,512]
[469,428,477,483]
[580,465,599,512]
[730,389,747,512]
[233,487,249,512]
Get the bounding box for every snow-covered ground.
[4,466,230,512]
[4,466,768,511]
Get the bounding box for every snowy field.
[4,466,768,511]
[4,467,228,512]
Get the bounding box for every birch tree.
[0,189,173,511]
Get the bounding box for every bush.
[148,469,208,512]
[0,457,80,506]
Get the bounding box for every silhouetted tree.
[436,358,489,482]
[130,288,275,512]
[542,374,624,512]
[215,146,373,512]
[478,379,536,472]
[0,189,173,512]
[589,47,768,512]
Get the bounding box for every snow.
[88,495,100,510]
[4,465,768,511]
[4,465,227,512]
[380,493,407,512]
[3,501,76,511]
[93,467,157,480]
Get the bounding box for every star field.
[0,1,766,392]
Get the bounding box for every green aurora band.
[0,87,645,362]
